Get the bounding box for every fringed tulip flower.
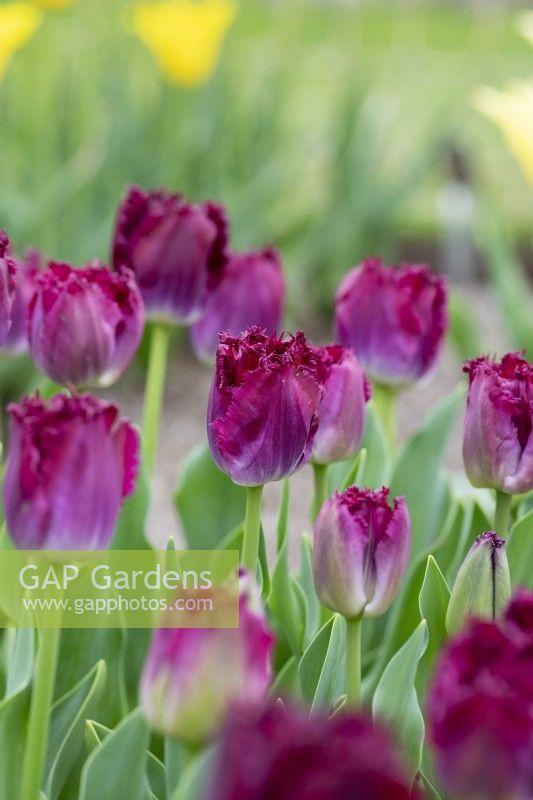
[207,327,322,486]
[0,231,16,345]
[312,487,411,619]
[312,345,371,465]
[2,248,40,354]
[334,258,448,387]
[3,393,139,551]
[28,261,144,387]
[429,592,533,800]
[112,185,228,325]
[463,353,533,495]
[190,247,284,363]
[140,574,274,744]
[205,704,413,800]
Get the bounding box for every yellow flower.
[131,0,237,87]
[0,2,41,81]
[474,81,533,185]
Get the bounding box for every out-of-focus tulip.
[130,0,237,87]
[112,186,228,325]
[0,231,16,345]
[28,261,144,387]
[190,247,284,363]
[2,248,40,355]
[463,353,533,495]
[312,345,371,465]
[3,393,139,551]
[207,327,322,486]
[204,704,413,800]
[429,593,533,800]
[446,532,511,635]
[334,258,448,388]
[0,3,41,82]
[312,487,411,619]
[140,574,274,744]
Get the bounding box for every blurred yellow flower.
[474,82,533,185]
[34,0,75,8]
[131,0,237,87]
[0,3,41,81]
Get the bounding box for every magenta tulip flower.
[207,327,322,486]
[190,246,284,362]
[3,393,139,551]
[463,353,533,495]
[204,704,413,800]
[28,261,144,388]
[334,258,448,387]
[0,231,16,345]
[140,573,274,744]
[2,248,41,355]
[312,345,371,465]
[312,487,411,619]
[112,185,228,325]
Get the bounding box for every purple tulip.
[207,327,322,486]
[0,231,16,345]
[204,704,413,800]
[312,487,411,619]
[312,345,371,465]
[140,574,274,744]
[112,185,229,325]
[3,393,139,551]
[2,249,41,355]
[334,258,448,387]
[28,261,144,388]
[190,246,284,362]
[429,594,533,800]
[463,353,533,494]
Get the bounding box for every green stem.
[142,323,171,473]
[345,615,362,707]
[20,626,61,800]
[494,490,512,539]
[372,383,397,456]
[242,485,264,576]
[312,463,329,521]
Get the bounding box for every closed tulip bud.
[0,231,16,345]
[2,249,41,355]
[334,258,448,387]
[4,393,139,551]
[28,261,144,388]
[463,353,533,494]
[207,327,322,486]
[140,574,274,744]
[112,185,228,325]
[312,345,371,465]
[446,532,511,635]
[312,487,411,619]
[190,246,284,362]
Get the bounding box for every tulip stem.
[494,490,512,539]
[345,615,362,707]
[143,322,171,473]
[373,384,397,457]
[312,463,329,521]
[20,626,61,800]
[243,485,264,576]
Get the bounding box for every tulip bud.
[190,246,284,362]
[446,532,511,635]
[3,393,139,551]
[28,262,144,388]
[207,327,322,486]
[312,345,371,465]
[312,487,411,619]
[334,258,448,387]
[463,353,533,494]
[2,249,41,355]
[140,574,274,744]
[0,231,16,345]
[112,185,228,325]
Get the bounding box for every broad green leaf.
[507,509,533,589]
[5,628,34,698]
[310,614,345,712]
[171,746,216,800]
[298,616,335,703]
[417,556,450,695]
[165,737,185,798]
[268,537,303,656]
[112,463,150,550]
[174,442,246,549]
[0,682,30,797]
[372,620,428,781]
[299,535,320,647]
[269,656,301,700]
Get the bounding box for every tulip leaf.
[0,660,31,797]
[298,616,335,703]
[112,462,150,550]
[171,745,216,800]
[174,442,246,549]
[79,708,150,800]
[299,534,321,646]
[372,619,428,781]
[417,556,450,696]
[5,628,34,698]
[507,508,533,589]
[269,656,301,701]
[268,536,304,656]
[298,614,346,711]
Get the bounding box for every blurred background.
[1,0,533,541]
